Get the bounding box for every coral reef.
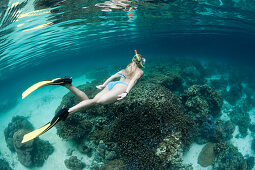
[198,143,215,167]
[77,142,93,157]
[179,60,207,87]
[230,106,251,137]
[4,116,33,152]
[181,85,223,143]
[109,83,194,169]
[213,120,235,142]
[53,60,255,169]
[0,158,12,170]
[13,129,35,167]
[213,142,252,170]
[251,139,255,152]
[181,84,223,119]
[246,157,255,170]
[99,159,126,170]
[13,129,54,167]
[4,116,54,167]
[56,113,93,140]
[161,73,183,93]
[64,156,86,170]
[155,131,183,168]
[198,114,216,143]
[223,83,243,105]
[56,79,195,169]
[198,118,235,144]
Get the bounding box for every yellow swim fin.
[22,77,72,99]
[21,122,53,143]
[21,107,69,143]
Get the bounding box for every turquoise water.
[1,0,255,169]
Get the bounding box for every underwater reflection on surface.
[0,0,255,76]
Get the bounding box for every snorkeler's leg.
[68,98,96,113]
[64,84,89,101]
[68,84,126,114]
[67,87,109,113]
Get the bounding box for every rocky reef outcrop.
[4,116,54,167]
[4,116,34,152]
[213,142,254,170]
[64,156,86,170]
[230,106,251,137]
[182,84,223,119]
[0,158,12,170]
[53,59,255,169]
[55,77,195,169]
[155,131,183,168]
[181,84,223,144]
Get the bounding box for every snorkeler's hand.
[96,85,105,89]
[117,92,128,100]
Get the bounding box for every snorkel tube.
[134,50,145,68]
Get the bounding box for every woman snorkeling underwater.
[21,50,146,143]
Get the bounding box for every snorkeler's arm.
[101,71,123,87]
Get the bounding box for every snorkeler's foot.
[22,76,72,99]
[21,106,70,143]
[51,76,72,86]
[52,106,70,122]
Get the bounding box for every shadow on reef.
[53,58,255,169]
[4,116,54,167]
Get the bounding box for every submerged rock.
[223,83,243,105]
[213,142,249,170]
[230,106,251,137]
[4,116,33,152]
[77,143,92,157]
[110,83,195,169]
[161,73,183,92]
[198,143,215,167]
[182,84,223,119]
[213,120,235,142]
[56,79,195,169]
[64,156,86,170]
[0,158,12,170]
[155,132,183,168]
[5,116,54,167]
[181,84,223,143]
[13,129,35,167]
[100,159,125,170]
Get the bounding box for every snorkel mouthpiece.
[134,49,145,68]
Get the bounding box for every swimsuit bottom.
[108,81,128,91]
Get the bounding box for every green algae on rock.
[198,143,215,167]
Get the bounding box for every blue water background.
[0,0,255,110]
